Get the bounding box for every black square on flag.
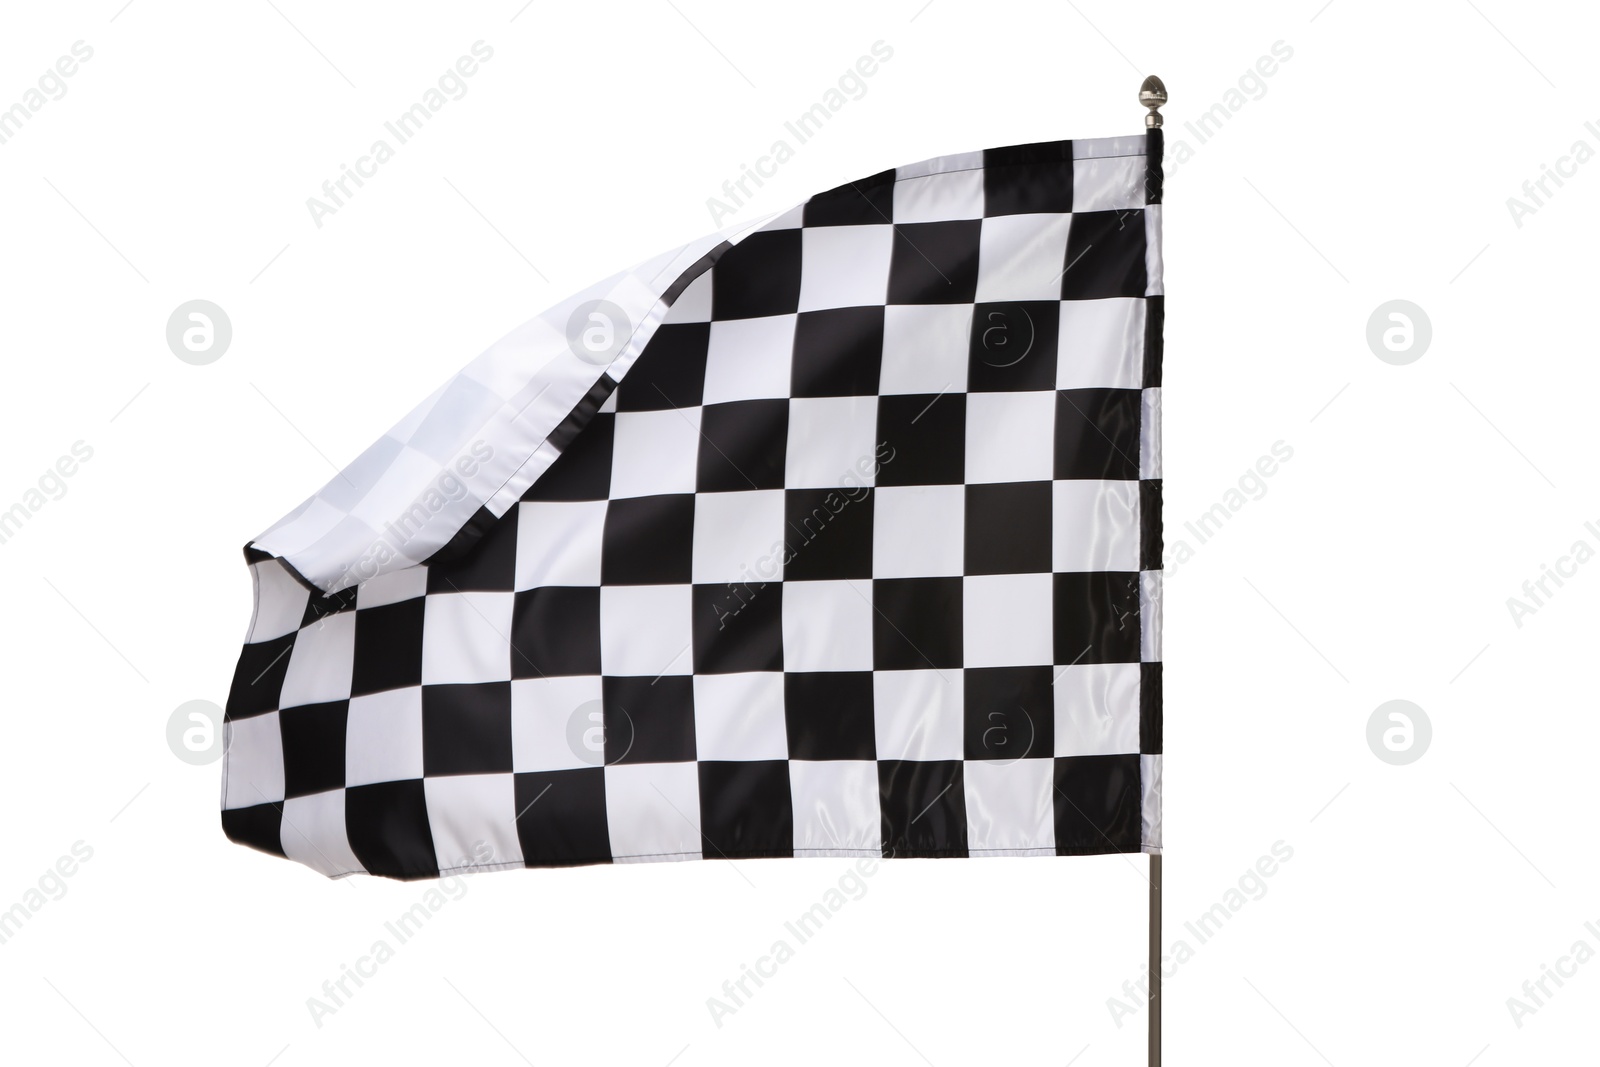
[879,759,967,857]
[887,221,981,305]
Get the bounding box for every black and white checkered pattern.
[223,132,1165,879]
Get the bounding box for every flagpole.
[1138,73,1167,1067]
[1148,852,1162,1065]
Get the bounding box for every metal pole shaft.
[1138,74,1166,1067]
[1149,852,1162,1067]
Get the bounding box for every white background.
[0,1,1595,1063]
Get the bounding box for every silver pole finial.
[1139,75,1167,128]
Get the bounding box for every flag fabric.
[222,130,1165,880]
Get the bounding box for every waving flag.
[222,130,1165,880]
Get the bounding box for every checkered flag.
[222,131,1165,880]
